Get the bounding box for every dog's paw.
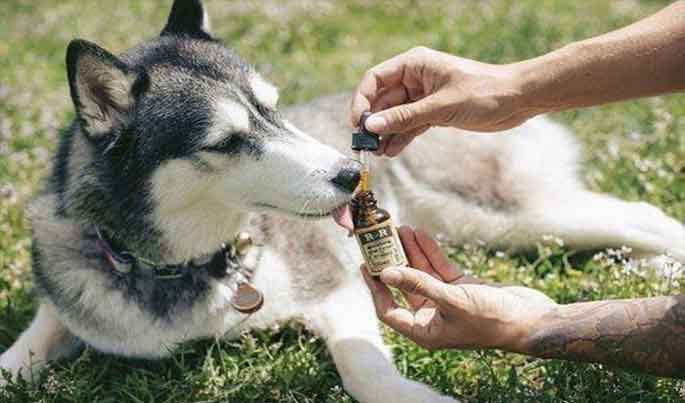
[344,376,461,403]
[0,350,33,386]
[0,353,17,387]
[390,386,461,403]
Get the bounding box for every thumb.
[365,96,439,134]
[380,266,450,305]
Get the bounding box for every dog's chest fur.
[30,194,232,357]
[29,185,356,357]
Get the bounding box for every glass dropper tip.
[359,150,370,192]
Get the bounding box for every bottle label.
[354,219,408,276]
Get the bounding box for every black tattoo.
[525,295,685,378]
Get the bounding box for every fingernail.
[365,115,386,132]
[380,267,401,285]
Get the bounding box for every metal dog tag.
[230,282,264,314]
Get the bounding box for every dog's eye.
[201,134,261,156]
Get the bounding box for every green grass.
[1,0,685,402]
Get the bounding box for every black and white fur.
[2,1,684,402]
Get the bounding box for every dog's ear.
[66,39,148,138]
[161,0,212,39]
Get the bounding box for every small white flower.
[627,131,642,141]
[607,140,620,159]
[621,258,642,275]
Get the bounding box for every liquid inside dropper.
[358,150,370,192]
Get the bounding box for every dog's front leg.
[307,275,460,403]
[0,302,81,384]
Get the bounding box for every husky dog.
[2,1,684,402]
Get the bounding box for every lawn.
[1,0,685,402]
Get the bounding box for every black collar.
[94,226,246,280]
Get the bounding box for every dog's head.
[65,0,359,257]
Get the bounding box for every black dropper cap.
[351,111,380,151]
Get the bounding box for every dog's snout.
[331,161,361,194]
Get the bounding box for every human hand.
[350,47,535,156]
[361,227,556,351]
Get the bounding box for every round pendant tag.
[231,282,264,314]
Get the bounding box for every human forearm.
[513,1,685,114]
[517,295,685,378]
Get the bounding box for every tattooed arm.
[520,296,685,378]
[365,228,685,378]
[369,264,685,378]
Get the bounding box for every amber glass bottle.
[352,191,408,276]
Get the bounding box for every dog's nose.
[331,162,361,193]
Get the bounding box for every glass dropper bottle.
[351,113,408,276]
